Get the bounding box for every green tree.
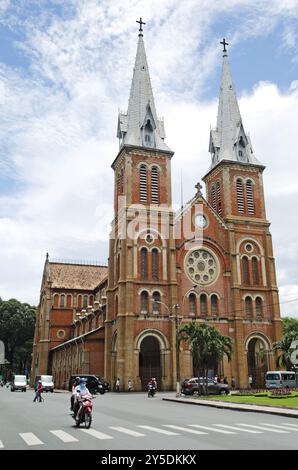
[273,317,298,370]
[178,323,233,395]
[0,298,36,377]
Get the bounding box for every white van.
[11,375,27,392]
[265,371,297,389]
[35,375,54,392]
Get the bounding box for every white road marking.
[164,425,207,435]
[80,429,113,440]
[189,424,236,434]
[236,423,289,433]
[19,433,44,446]
[109,426,145,437]
[213,424,263,434]
[259,423,298,432]
[50,430,79,442]
[281,422,298,428]
[138,425,180,435]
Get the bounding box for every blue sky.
[0,0,298,318]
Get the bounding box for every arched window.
[89,295,94,307]
[200,294,207,316]
[246,180,255,215]
[152,292,161,314]
[141,291,149,314]
[236,178,244,214]
[83,295,88,309]
[256,297,263,317]
[66,294,72,308]
[189,293,196,316]
[141,248,148,279]
[242,256,250,285]
[139,165,147,203]
[151,166,159,204]
[60,294,65,308]
[245,297,253,318]
[216,182,222,216]
[53,294,59,308]
[77,295,82,309]
[211,185,216,210]
[152,248,159,280]
[211,295,219,316]
[252,257,259,285]
[116,253,120,281]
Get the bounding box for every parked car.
[11,375,27,392]
[68,375,105,395]
[181,377,230,396]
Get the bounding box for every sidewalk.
[162,396,298,418]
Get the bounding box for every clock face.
[195,214,207,229]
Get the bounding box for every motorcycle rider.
[70,377,80,411]
[73,377,92,418]
[147,377,157,397]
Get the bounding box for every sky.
[0,0,298,317]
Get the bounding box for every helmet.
[38,380,42,383]
[80,377,87,384]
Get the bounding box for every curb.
[162,397,298,418]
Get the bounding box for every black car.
[68,375,105,395]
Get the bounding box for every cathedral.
[31,24,282,391]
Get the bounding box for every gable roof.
[48,262,108,290]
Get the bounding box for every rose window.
[185,249,219,285]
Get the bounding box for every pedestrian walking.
[33,380,43,402]
[127,379,133,392]
[248,375,253,389]
[115,378,120,392]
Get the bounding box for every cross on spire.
[195,182,203,195]
[136,17,146,36]
[220,38,229,54]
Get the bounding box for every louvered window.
[245,297,253,318]
[211,295,219,315]
[189,293,196,315]
[60,294,65,308]
[200,294,207,316]
[256,297,263,317]
[141,291,149,314]
[246,180,255,215]
[141,248,148,279]
[83,295,88,309]
[252,257,259,285]
[211,185,216,210]
[151,166,159,204]
[152,248,159,280]
[242,256,250,285]
[236,179,244,214]
[139,165,147,203]
[216,182,222,215]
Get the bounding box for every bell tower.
[105,20,177,391]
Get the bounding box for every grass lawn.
[195,394,298,408]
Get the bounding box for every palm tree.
[273,332,298,369]
[178,323,233,395]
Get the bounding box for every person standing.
[115,378,120,392]
[248,375,253,389]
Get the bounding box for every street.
[0,387,298,450]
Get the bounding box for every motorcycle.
[74,396,93,428]
[148,384,156,398]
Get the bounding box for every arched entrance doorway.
[247,337,269,388]
[139,336,161,390]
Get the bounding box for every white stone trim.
[244,332,271,351]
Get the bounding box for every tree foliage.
[273,317,298,370]
[0,298,36,376]
[178,323,233,394]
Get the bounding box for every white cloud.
[0,0,298,317]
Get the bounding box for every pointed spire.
[117,20,171,152]
[209,39,261,168]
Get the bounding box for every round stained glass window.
[185,249,219,285]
